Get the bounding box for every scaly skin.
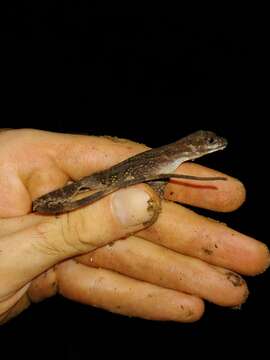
[32,130,227,214]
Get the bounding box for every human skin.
[0,129,269,324]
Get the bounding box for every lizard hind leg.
[148,180,167,199]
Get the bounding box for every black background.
[0,4,268,357]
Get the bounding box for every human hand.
[0,129,268,324]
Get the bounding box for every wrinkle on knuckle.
[33,221,55,254]
[33,220,62,256]
[33,214,90,256]
[60,211,92,253]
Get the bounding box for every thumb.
[0,185,160,299]
[52,184,161,253]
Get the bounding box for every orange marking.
[169,179,218,190]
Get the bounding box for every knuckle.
[34,215,90,256]
[34,220,62,255]
[61,211,93,252]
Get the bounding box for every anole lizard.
[32,130,227,214]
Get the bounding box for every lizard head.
[150,130,228,174]
[178,130,228,160]
[189,130,227,150]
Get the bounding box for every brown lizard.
[32,130,227,214]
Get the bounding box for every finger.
[165,162,246,212]
[139,201,270,276]
[51,132,148,179]
[0,184,159,300]
[78,236,248,307]
[56,259,204,322]
[0,128,13,133]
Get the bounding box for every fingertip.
[221,272,249,307]
[218,178,246,212]
[182,297,205,323]
[243,243,270,276]
[164,163,247,212]
[163,291,205,323]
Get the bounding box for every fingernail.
[112,187,157,227]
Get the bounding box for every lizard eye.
[207,136,215,144]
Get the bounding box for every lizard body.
[32,130,227,214]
